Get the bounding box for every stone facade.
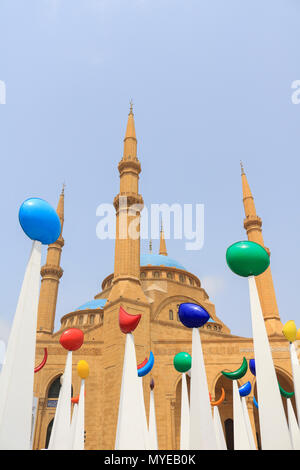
[33,111,296,450]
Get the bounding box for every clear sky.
[0,0,299,348]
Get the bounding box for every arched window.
[169,309,173,320]
[153,271,160,278]
[69,317,73,326]
[189,278,194,286]
[167,272,173,279]
[90,314,95,325]
[48,376,62,399]
[179,274,185,283]
[141,272,146,279]
[79,315,84,325]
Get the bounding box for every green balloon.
[173,352,191,373]
[226,241,270,277]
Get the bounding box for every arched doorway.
[174,374,191,449]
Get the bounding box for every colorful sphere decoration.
[249,359,256,376]
[221,357,248,380]
[226,241,270,277]
[59,328,84,351]
[138,351,154,377]
[238,381,251,397]
[77,360,89,379]
[282,320,297,343]
[173,352,192,373]
[119,306,141,334]
[19,198,61,245]
[178,303,210,329]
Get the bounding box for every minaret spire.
[159,221,168,256]
[241,165,282,336]
[36,185,65,335]
[102,107,151,448]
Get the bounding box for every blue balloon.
[253,396,259,409]
[19,198,61,245]
[178,303,210,328]
[138,351,154,377]
[249,359,256,376]
[238,381,251,397]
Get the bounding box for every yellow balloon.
[282,320,297,343]
[77,360,89,379]
[296,329,300,341]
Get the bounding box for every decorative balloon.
[249,359,256,376]
[226,241,270,277]
[59,328,84,351]
[19,198,61,245]
[278,381,294,399]
[210,387,225,407]
[282,320,297,343]
[178,303,210,328]
[137,351,154,377]
[119,306,141,334]
[34,348,48,373]
[137,357,148,369]
[173,352,192,373]
[77,360,89,380]
[238,381,251,397]
[221,357,248,380]
[253,396,259,409]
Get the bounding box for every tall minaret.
[101,105,150,449]
[159,221,168,256]
[241,163,282,336]
[36,186,65,336]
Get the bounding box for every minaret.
[36,186,65,336]
[159,222,168,256]
[101,105,150,449]
[241,163,282,336]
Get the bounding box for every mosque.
[33,106,296,450]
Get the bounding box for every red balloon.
[119,306,141,334]
[59,328,84,351]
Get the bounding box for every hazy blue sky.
[0,0,299,346]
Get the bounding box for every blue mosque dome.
[75,299,107,311]
[140,253,185,270]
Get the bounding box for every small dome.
[75,299,107,311]
[140,254,185,270]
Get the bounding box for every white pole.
[248,276,292,449]
[213,406,227,450]
[115,333,145,450]
[189,328,217,449]
[138,376,150,450]
[148,387,158,450]
[0,241,42,449]
[233,381,251,450]
[50,351,72,450]
[287,398,300,450]
[70,403,78,449]
[73,379,85,450]
[289,342,300,425]
[241,396,256,450]
[180,373,190,450]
